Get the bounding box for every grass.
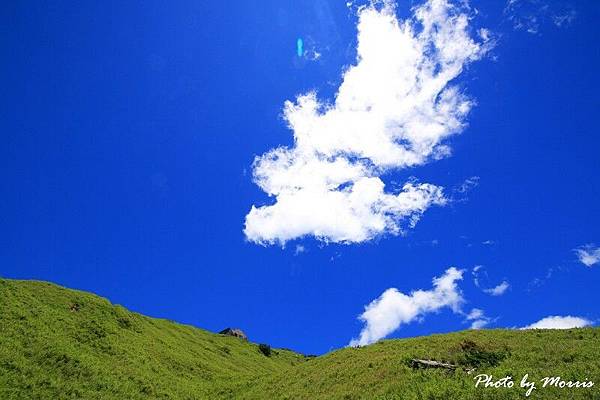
[1,278,599,399]
[0,279,305,399]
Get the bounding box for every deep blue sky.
[2,0,599,355]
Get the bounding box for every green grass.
[0,279,305,399]
[1,278,599,399]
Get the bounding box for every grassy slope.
[1,278,599,400]
[0,279,305,400]
[248,329,600,399]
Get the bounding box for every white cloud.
[521,316,592,330]
[350,267,465,346]
[574,244,600,267]
[483,280,510,296]
[245,0,488,245]
[466,308,484,320]
[470,319,489,330]
[466,308,490,329]
[472,265,509,296]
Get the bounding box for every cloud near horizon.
[521,315,592,330]
[244,0,489,245]
[466,308,491,329]
[350,267,465,346]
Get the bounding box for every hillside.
[0,279,305,399]
[247,329,600,399]
[1,278,599,399]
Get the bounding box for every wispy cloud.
[244,0,489,245]
[472,265,483,287]
[456,176,480,194]
[472,265,510,296]
[350,267,465,346]
[451,176,481,202]
[504,0,576,35]
[574,244,600,267]
[552,9,576,28]
[527,265,567,291]
[294,244,306,255]
[521,315,592,330]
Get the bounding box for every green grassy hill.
[1,278,599,399]
[0,279,305,399]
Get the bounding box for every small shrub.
[116,316,132,329]
[258,344,271,357]
[455,340,507,368]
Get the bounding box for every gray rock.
[219,328,248,340]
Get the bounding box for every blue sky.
[2,0,599,354]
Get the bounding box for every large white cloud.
[521,316,592,330]
[245,0,489,245]
[350,267,465,346]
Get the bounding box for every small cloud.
[472,265,483,288]
[472,266,509,296]
[483,280,510,296]
[470,319,490,330]
[456,176,480,194]
[467,308,484,320]
[452,176,481,202]
[294,244,306,255]
[478,28,491,42]
[574,244,600,267]
[307,50,321,61]
[350,267,465,346]
[527,266,567,291]
[521,315,592,330]
[552,9,576,27]
[482,240,495,245]
[465,308,491,330]
[329,252,341,263]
